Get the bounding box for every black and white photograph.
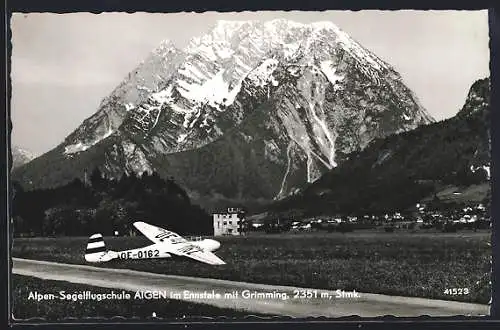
[8,9,492,321]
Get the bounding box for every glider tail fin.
[85,233,114,263]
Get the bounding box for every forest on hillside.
[270,97,490,217]
[11,169,212,237]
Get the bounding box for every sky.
[10,10,490,156]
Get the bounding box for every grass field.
[11,275,262,321]
[12,230,491,304]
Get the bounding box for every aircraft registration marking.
[118,249,160,259]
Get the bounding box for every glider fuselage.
[112,238,221,260]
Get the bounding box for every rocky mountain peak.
[459,77,489,117]
[11,146,35,169]
[13,19,434,207]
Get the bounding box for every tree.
[11,181,24,201]
[90,167,107,191]
[43,206,75,236]
[12,216,25,237]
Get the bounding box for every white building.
[213,208,243,236]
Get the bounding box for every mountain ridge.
[267,77,490,217]
[12,19,434,207]
[11,146,35,169]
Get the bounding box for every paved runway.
[12,258,489,317]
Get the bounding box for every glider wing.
[133,221,187,244]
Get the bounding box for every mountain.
[269,77,490,217]
[12,19,433,207]
[458,78,490,117]
[11,146,35,169]
[62,40,186,155]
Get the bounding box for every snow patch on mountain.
[179,63,209,83]
[176,69,241,108]
[64,142,91,154]
[277,100,333,185]
[307,100,337,168]
[170,103,190,114]
[216,47,234,59]
[320,60,344,91]
[64,127,114,154]
[276,141,294,199]
[177,133,188,143]
[150,85,174,105]
[248,59,279,87]
[283,42,301,59]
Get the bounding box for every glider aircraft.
[84,221,225,265]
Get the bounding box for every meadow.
[11,275,261,321]
[12,230,491,304]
